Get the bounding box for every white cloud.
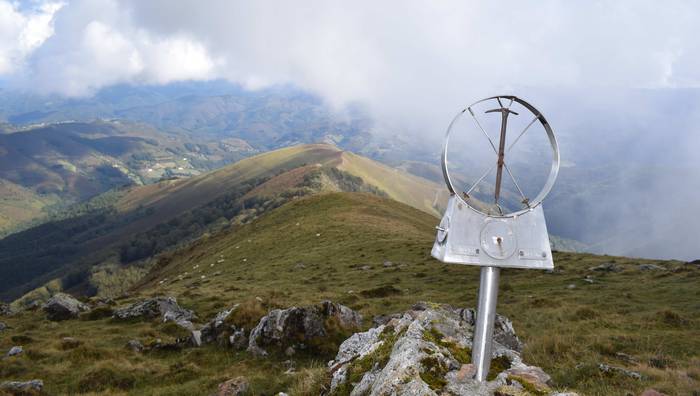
[0,0,698,103]
[0,0,61,74]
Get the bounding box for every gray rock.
[126,339,144,352]
[0,379,43,392]
[0,322,6,331]
[638,264,665,271]
[191,330,202,347]
[615,352,638,364]
[598,363,642,379]
[248,301,362,356]
[456,307,523,353]
[329,303,550,396]
[0,303,12,316]
[215,377,249,396]
[7,346,23,357]
[42,293,90,321]
[383,261,393,267]
[372,313,402,327]
[589,262,620,272]
[229,329,247,350]
[113,297,196,330]
[200,305,239,344]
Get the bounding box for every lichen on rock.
[328,302,557,396]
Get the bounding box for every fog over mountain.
[0,0,699,260]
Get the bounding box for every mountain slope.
[0,144,446,301]
[0,120,257,235]
[136,192,699,396]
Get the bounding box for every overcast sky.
[1,0,700,259]
[1,1,699,110]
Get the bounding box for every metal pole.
[472,266,500,381]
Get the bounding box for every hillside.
[0,144,446,301]
[0,120,259,236]
[0,192,697,395]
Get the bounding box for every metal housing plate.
[431,195,553,270]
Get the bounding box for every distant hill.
[0,120,262,235]
[0,144,447,301]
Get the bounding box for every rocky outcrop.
[42,293,89,321]
[0,379,43,393]
[113,297,196,330]
[248,301,362,356]
[199,305,239,345]
[328,302,560,396]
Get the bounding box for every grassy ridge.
[138,192,697,395]
[0,193,698,394]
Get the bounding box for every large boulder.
[248,301,362,356]
[328,302,556,396]
[113,297,196,330]
[42,293,89,321]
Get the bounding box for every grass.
[1,192,698,395]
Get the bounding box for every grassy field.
[1,193,698,395]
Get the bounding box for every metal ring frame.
[441,95,560,218]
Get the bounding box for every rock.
[7,346,23,357]
[247,301,362,356]
[61,337,81,349]
[0,303,13,316]
[598,363,642,379]
[638,264,665,271]
[328,303,549,395]
[589,262,620,272]
[113,296,196,330]
[285,346,296,356]
[567,284,576,289]
[456,307,523,353]
[0,380,43,393]
[372,313,403,327]
[639,389,668,396]
[126,339,144,352]
[615,352,638,364]
[383,261,393,267]
[42,293,90,321]
[0,322,6,331]
[191,330,202,347]
[199,305,239,345]
[229,329,248,350]
[360,265,371,271]
[215,377,249,396]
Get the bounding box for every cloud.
[0,0,62,74]
[1,1,699,105]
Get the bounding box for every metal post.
[472,266,500,381]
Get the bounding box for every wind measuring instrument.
[431,95,559,381]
